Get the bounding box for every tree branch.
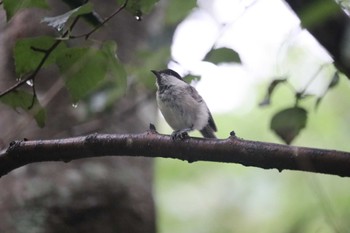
[1,128,350,178]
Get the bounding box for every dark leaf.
[315,97,322,110]
[3,0,49,21]
[270,107,307,144]
[329,71,340,88]
[259,78,286,107]
[315,71,340,110]
[0,90,46,127]
[204,47,241,64]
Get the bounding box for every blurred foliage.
[3,0,49,21]
[56,44,125,103]
[204,47,241,65]
[299,0,340,28]
[41,2,94,31]
[116,0,159,19]
[164,0,196,25]
[259,78,287,106]
[270,107,307,145]
[14,36,67,76]
[261,67,340,144]
[0,0,154,126]
[0,90,46,127]
[60,0,102,26]
[128,47,171,89]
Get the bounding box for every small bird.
[151,69,217,139]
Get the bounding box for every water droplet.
[26,79,33,87]
[16,77,22,82]
[135,15,142,21]
[72,103,78,108]
[56,24,64,32]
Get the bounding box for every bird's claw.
[171,131,189,140]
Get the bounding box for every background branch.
[285,0,350,78]
[1,129,350,178]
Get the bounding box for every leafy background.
[1,0,350,232]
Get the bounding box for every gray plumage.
[151,69,217,139]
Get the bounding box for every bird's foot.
[171,131,189,140]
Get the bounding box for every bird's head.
[151,69,185,89]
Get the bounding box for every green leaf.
[0,90,46,127]
[101,40,127,97]
[270,107,307,145]
[56,42,127,103]
[13,36,67,76]
[259,78,287,107]
[3,0,49,21]
[57,48,106,103]
[204,47,241,64]
[116,0,159,18]
[41,2,93,31]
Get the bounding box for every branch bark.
[1,128,350,178]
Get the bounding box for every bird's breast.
[156,87,209,131]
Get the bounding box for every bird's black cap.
[151,69,183,80]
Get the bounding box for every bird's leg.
[171,127,193,140]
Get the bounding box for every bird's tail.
[200,125,216,138]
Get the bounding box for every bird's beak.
[151,70,159,77]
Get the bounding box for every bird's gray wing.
[207,110,217,132]
[187,86,203,102]
[188,86,217,132]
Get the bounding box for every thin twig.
[28,80,36,109]
[70,0,128,40]
[299,64,328,96]
[30,46,49,53]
